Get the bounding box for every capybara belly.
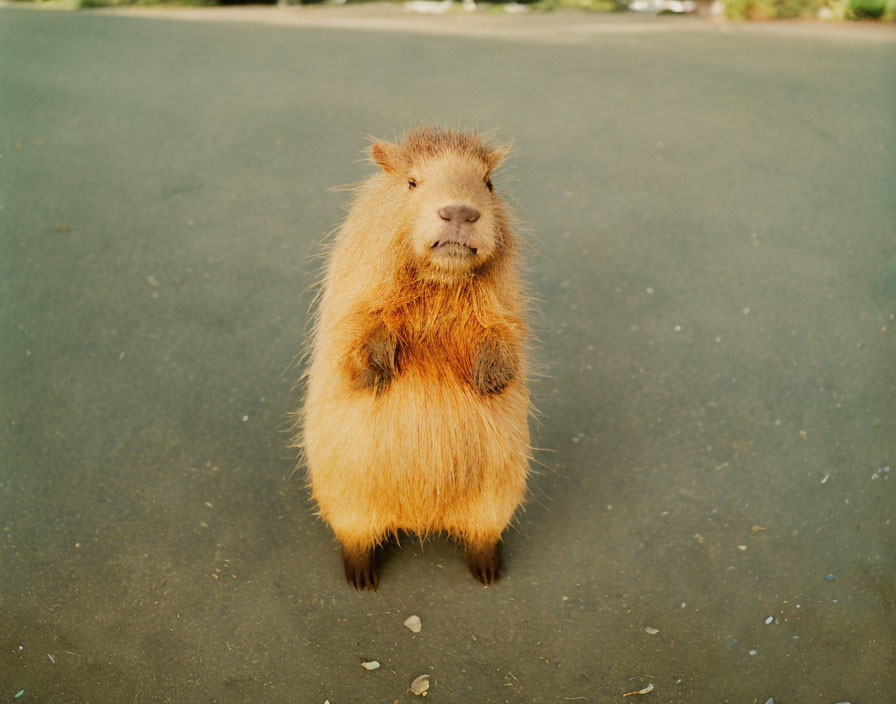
[305,371,529,536]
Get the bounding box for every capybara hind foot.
[342,545,379,591]
[466,539,503,586]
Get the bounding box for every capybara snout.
[438,204,481,224]
[433,204,482,253]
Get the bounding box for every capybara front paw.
[361,324,400,395]
[466,540,503,586]
[473,334,516,395]
[342,546,379,591]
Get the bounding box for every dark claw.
[342,546,379,591]
[466,540,503,586]
[359,368,391,396]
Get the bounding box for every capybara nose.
[438,205,480,224]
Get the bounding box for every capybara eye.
[408,178,417,189]
[485,178,494,192]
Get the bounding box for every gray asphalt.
[2,7,895,703]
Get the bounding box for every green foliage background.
[11,0,896,20]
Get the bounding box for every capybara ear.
[371,141,404,174]
[484,145,510,172]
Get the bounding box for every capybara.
[299,127,531,590]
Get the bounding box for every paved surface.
[2,7,895,703]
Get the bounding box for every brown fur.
[298,127,531,589]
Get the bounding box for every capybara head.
[370,128,511,281]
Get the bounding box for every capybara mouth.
[431,241,478,257]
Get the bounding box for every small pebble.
[737,545,747,551]
[680,602,686,608]
[825,573,835,581]
[14,692,24,700]
[410,674,430,695]
[765,616,774,625]
[404,615,422,633]
[749,649,757,656]
[645,626,659,635]
[765,699,774,704]
[361,661,380,671]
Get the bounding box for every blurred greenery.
[724,0,894,18]
[532,0,624,11]
[848,0,886,16]
[10,0,896,19]
[23,0,218,6]
[724,0,820,18]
